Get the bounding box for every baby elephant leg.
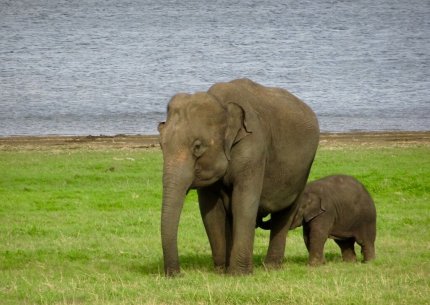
[308,237,327,266]
[334,238,357,262]
[359,241,375,262]
[306,224,327,266]
[356,227,376,262]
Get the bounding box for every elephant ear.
[158,122,166,133]
[224,102,252,161]
[303,195,326,223]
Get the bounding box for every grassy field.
[0,144,429,304]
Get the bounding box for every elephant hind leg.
[264,207,295,268]
[356,226,376,263]
[359,241,375,262]
[334,238,357,262]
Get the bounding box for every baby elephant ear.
[303,196,326,222]
[224,103,252,161]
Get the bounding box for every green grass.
[0,146,429,304]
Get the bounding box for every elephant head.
[158,92,250,276]
[290,192,326,229]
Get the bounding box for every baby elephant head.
[290,192,326,229]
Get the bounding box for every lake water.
[1,0,429,136]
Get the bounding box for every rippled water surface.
[1,0,429,135]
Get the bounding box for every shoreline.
[0,131,429,151]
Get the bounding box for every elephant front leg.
[227,182,262,275]
[198,185,231,272]
[307,227,327,266]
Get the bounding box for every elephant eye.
[192,139,207,158]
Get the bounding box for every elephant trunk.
[290,200,307,229]
[290,210,304,229]
[160,157,194,276]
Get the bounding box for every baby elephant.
[290,175,376,266]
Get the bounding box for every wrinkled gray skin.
[158,78,319,276]
[289,175,377,265]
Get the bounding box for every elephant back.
[208,78,319,141]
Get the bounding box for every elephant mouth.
[192,175,222,188]
[192,166,227,188]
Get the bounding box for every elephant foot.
[342,254,357,263]
[362,254,375,263]
[164,267,182,277]
[214,264,226,274]
[308,257,325,266]
[263,256,284,269]
[341,248,357,262]
[361,245,376,262]
[343,257,357,263]
[226,264,253,276]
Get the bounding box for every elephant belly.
[329,233,354,240]
[259,157,311,213]
[259,189,299,214]
[329,224,355,240]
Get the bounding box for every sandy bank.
[0,131,429,151]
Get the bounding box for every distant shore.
[0,131,429,151]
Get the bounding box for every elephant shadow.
[133,252,345,275]
[285,252,345,265]
[255,251,345,267]
[130,254,214,275]
[253,254,309,267]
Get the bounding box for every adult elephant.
[158,78,319,276]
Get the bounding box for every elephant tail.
[256,217,272,230]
